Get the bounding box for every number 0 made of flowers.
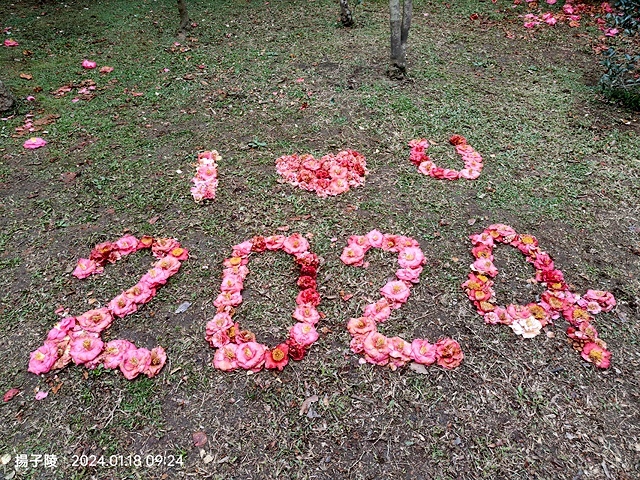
[28,235,188,379]
[207,234,322,372]
[462,224,616,368]
[340,231,463,370]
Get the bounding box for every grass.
[0,0,639,479]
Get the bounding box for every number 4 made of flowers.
[340,230,464,370]
[28,235,188,380]
[462,224,616,368]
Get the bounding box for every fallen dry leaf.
[340,291,354,301]
[3,388,20,402]
[60,172,77,183]
[276,225,290,232]
[193,431,208,447]
[299,395,318,416]
[148,215,160,225]
[19,73,33,80]
[51,382,63,394]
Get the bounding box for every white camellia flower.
[509,316,543,339]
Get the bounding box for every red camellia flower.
[251,236,266,252]
[297,288,320,306]
[286,339,306,361]
[265,343,289,370]
[449,134,467,146]
[300,265,318,278]
[297,276,317,290]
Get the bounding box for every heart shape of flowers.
[28,235,188,379]
[409,135,483,180]
[207,233,322,372]
[190,150,220,202]
[341,230,464,370]
[462,224,615,368]
[275,149,368,197]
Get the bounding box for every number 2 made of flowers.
[206,233,322,372]
[28,235,188,379]
[340,231,464,370]
[462,224,616,368]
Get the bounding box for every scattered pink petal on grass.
[71,98,80,103]
[3,388,20,402]
[198,64,206,69]
[82,59,97,69]
[163,68,170,72]
[26,95,35,101]
[35,390,48,400]
[605,28,619,37]
[4,39,19,47]
[296,78,305,83]
[23,137,47,149]
[546,0,556,4]
[99,66,114,74]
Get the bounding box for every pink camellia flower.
[542,13,558,25]
[398,247,425,269]
[153,255,181,275]
[265,343,289,370]
[232,240,253,257]
[101,340,134,369]
[219,274,243,293]
[69,334,104,365]
[363,299,392,322]
[235,342,266,371]
[396,266,423,283]
[347,316,377,338]
[470,231,494,247]
[484,307,512,325]
[435,339,463,369]
[265,235,286,250]
[459,168,481,180]
[28,342,59,374]
[76,308,113,333]
[290,323,319,347]
[120,347,151,380]
[471,258,498,277]
[169,246,189,261]
[81,59,97,69]
[411,339,437,365]
[108,293,138,318]
[72,258,101,279]
[283,233,309,254]
[418,161,435,175]
[213,291,242,308]
[340,244,366,266]
[380,280,411,306]
[139,267,170,288]
[115,234,139,255]
[363,332,390,365]
[441,169,460,180]
[350,336,365,354]
[23,137,47,149]
[145,346,167,377]
[46,316,76,341]
[509,316,543,338]
[366,230,384,248]
[546,0,556,3]
[125,283,156,305]
[213,343,239,371]
[205,312,234,337]
[4,39,19,47]
[292,303,320,324]
[581,342,611,369]
[208,329,230,348]
[388,337,412,362]
[152,237,180,257]
[583,289,616,312]
[328,178,349,195]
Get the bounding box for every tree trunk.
[388,0,412,79]
[177,0,190,36]
[0,80,16,113]
[340,0,354,27]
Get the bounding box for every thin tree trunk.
[388,0,412,79]
[177,0,190,36]
[340,0,354,27]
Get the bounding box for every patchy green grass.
[0,0,639,479]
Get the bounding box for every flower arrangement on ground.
[207,233,322,372]
[408,135,483,180]
[191,150,220,202]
